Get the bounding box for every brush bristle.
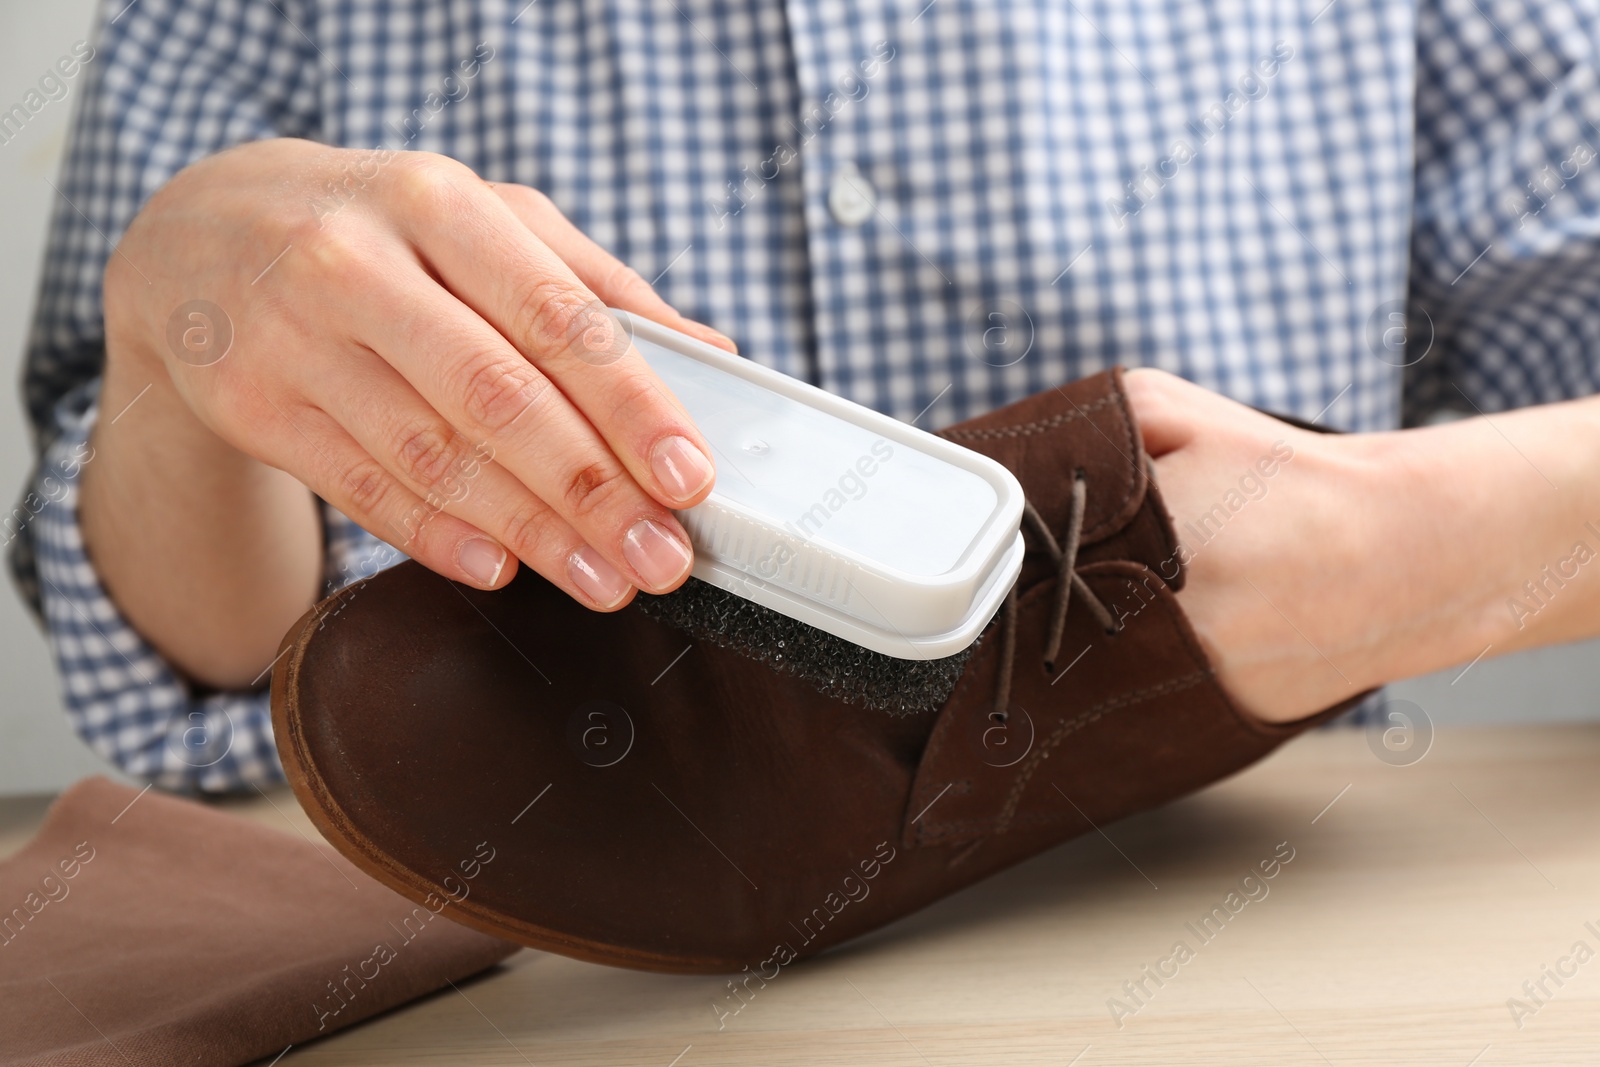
[634,578,980,714]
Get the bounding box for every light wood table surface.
[7,724,1600,1066]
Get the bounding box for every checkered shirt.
[11,0,1600,791]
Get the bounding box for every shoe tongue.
[937,369,1183,588]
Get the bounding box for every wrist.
[1332,431,1467,687]
[1430,398,1600,659]
[87,282,322,689]
[1337,415,1573,688]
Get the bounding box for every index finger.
[389,158,718,510]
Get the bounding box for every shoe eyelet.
[989,710,1008,723]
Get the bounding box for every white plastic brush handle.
[620,310,1025,661]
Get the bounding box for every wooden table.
[7,724,1600,1066]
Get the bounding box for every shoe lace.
[992,471,1118,717]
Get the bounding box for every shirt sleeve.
[4,0,385,794]
[1405,0,1600,421]
[23,383,402,793]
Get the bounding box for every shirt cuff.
[21,380,406,794]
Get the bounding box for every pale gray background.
[0,0,1595,796]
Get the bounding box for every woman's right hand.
[104,138,730,616]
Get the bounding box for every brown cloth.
[0,777,518,1067]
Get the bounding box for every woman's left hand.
[1121,369,1504,724]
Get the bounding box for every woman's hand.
[90,138,730,686]
[1120,368,1560,725]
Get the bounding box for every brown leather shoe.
[272,368,1354,975]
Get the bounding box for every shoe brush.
[611,311,1026,714]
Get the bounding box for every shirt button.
[828,164,877,227]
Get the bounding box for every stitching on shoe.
[940,393,1119,441]
[992,670,1211,835]
[1089,382,1144,542]
[940,387,1143,544]
[916,669,1211,844]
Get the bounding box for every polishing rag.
[0,776,518,1066]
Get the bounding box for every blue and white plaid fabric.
[11,0,1600,792]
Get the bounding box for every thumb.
[1123,368,1198,458]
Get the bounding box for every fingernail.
[567,544,631,607]
[651,435,715,502]
[689,320,738,352]
[458,538,508,587]
[623,518,693,591]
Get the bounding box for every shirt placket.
[784,1,899,413]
